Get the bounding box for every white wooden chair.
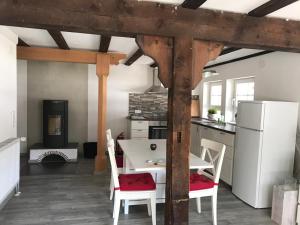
[189,138,226,225]
[106,129,115,200]
[107,139,157,225]
[106,129,124,200]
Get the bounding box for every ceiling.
[142,0,300,21]
[8,0,300,67]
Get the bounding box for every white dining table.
[117,139,213,214]
[118,139,213,172]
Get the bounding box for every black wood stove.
[43,100,68,148]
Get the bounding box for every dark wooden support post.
[167,39,222,224]
[95,53,110,172]
[137,35,222,225]
[166,36,193,225]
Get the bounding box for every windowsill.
[227,121,236,126]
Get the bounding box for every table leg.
[124,156,130,174]
[123,155,130,214]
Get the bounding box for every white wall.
[201,51,300,176]
[27,61,88,152]
[88,64,152,141]
[201,52,300,118]
[17,60,27,153]
[0,27,18,143]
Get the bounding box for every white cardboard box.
[272,185,298,225]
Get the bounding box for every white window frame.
[231,77,255,120]
[208,81,222,114]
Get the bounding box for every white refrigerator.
[232,101,298,208]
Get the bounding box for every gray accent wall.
[27,61,88,152]
[129,93,168,118]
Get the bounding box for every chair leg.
[113,192,121,225]
[150,193,156,225]
[212,194,217,225]
[110,174,114,200]
[147,200,152,216]
[196,197,201,214]
[124,200,129,214]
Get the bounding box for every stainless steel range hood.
[145,67,167,94]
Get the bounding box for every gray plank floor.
[0,158,276,225]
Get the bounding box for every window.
[202,81,222,117]
[234,78,255,106]
[229,77,255,122]
[210,83,222,109]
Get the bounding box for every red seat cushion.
[115,156,123,168]
[118,173,156,191]
[190,173,217,191]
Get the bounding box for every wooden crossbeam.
[47,30,69,50]
[182,0,207,9]
[2,0,300,52]
[99,35,111,53]
[220,47,241,56]
[17,46,126,65]
[124,49,143,66]
[248,0,298,17]
[18,37,30,47]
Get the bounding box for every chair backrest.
[106,129,113,144]
[200,138,226,184]
[107,139,120,189]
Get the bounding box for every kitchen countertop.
[127,116,167,121]
[0,138,20,152]
[127,116,236,134]
[191,117,236,134]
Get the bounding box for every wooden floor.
[0,158,276,225]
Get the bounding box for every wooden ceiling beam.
[17,46,126,65]
[18,37,30,47]
[248,0,298,17]
[181,0,207,9]
[150,62,157,68]
[220,47,241,56]
[47,30,70,50]
[2,0,300,52]
[204,50,274,69]
[124,49,143,66]
[99,35,112,53]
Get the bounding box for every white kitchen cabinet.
[195,124,235,186]
[191,124,201,157]
[128,120,149,139]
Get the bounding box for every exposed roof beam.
[18,38,30,47]
[124,49,143,66]
[181,0,207,9]
[99,35,111,53]
[204,50,274,69]
[220,47,241,56]
[248,0,298,17]
[2,0,300,52]
[47,30,70,50]
[150,62,157,68]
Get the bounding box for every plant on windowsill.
[208,108,218,121]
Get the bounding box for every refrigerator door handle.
[236,126,263,132]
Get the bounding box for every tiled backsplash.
[129,93,168,118]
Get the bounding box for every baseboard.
[0,186,16,211]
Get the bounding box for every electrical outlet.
[135,110,142,114]
[20,137,27,142]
